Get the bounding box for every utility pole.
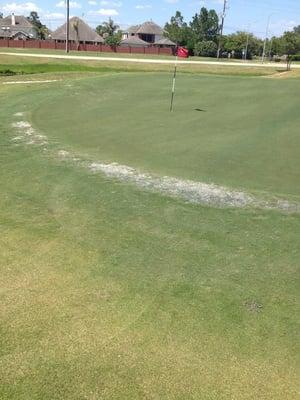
[268,35,274,60]
[244,30,250,61]
[66,0,70,53]
[262,13,274,63]
[217,0,228,59]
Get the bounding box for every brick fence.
[0,39,174,56]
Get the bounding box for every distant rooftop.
[52,17,103,43]
[154,37,176,46]
[120,35,150,46]
[127,21,164,36]
[0,15,34,28]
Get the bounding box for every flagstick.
[170,55,178,112]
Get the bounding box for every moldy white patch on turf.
[89,162,254,208]
[11,121,48,146]
[88,162,300,212]
[10,116,300,213]
[58,150,71,158]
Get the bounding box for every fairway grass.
[0,52,289,77]
[0,70,299,399]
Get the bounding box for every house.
[120,35,149,47]
[0,14,38,40]
[51,17,103,44]
[154,37,176,48]
[124,21,164,44]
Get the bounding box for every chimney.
[11,13,16,26]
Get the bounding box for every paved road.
[1,51,299,69]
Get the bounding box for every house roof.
[128,25,140,35]
[0,15,36,38]
[0,15,34,28]
[0,29,31,38]
[127,21,164,36]
[136,21,164,35]
[52,17,104,42]
[154,37,176,46]
[120,36,149,46]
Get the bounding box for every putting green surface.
[32,73,300,198]
[1,72,299,399]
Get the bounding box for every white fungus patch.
[11,135,24,141]
[12,121,31,129]
[9,116,300,213]
[58,150,70,158]
[89,162,255,209]
[88,162,300,212]
[11,120,48,146]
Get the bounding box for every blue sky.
[1,0,299,36]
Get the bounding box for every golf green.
[31,73,300,198]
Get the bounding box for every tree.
[0,12,3,19]
[281,30,300,70]
[164,11,190,46]
[194,40,217,57]
[104,30,122,46]
[96,18,121,45]
[96,18,118,37]
[190,7,219,43]
[27,11,48,39]
[223,31,263,59]
[270,36,285,56]
[293,25,300,35]
[282,30,300,55]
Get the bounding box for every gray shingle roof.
[0,15,33,28]
[127,21,163,36]
[52,17,104,43]
[136,21,164,35]
[127,25,140,35]
[154,37,176,46]
[0,15,37,38]
[120,36,150,46]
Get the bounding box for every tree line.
[164,8,300,60]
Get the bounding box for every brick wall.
[0,39,174,56]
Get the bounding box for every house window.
[139,34,154,43]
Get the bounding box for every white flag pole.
[170,54,178,112]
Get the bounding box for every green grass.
[0,52,288,77]
[0,69,299,399]
[28,73,300,198]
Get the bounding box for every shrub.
[291,53,300,61]
[194,40,217,57]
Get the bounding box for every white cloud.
[135,4,152,9]
[164,0,179,3]
[43,12,65,19]
[2,2,40,13]
[56,1,82,8]
[100,1,122,6]
[135,4,152,10]
[88,8,119,16]
[88,0,97,4]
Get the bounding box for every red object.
[177,47,189,58]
